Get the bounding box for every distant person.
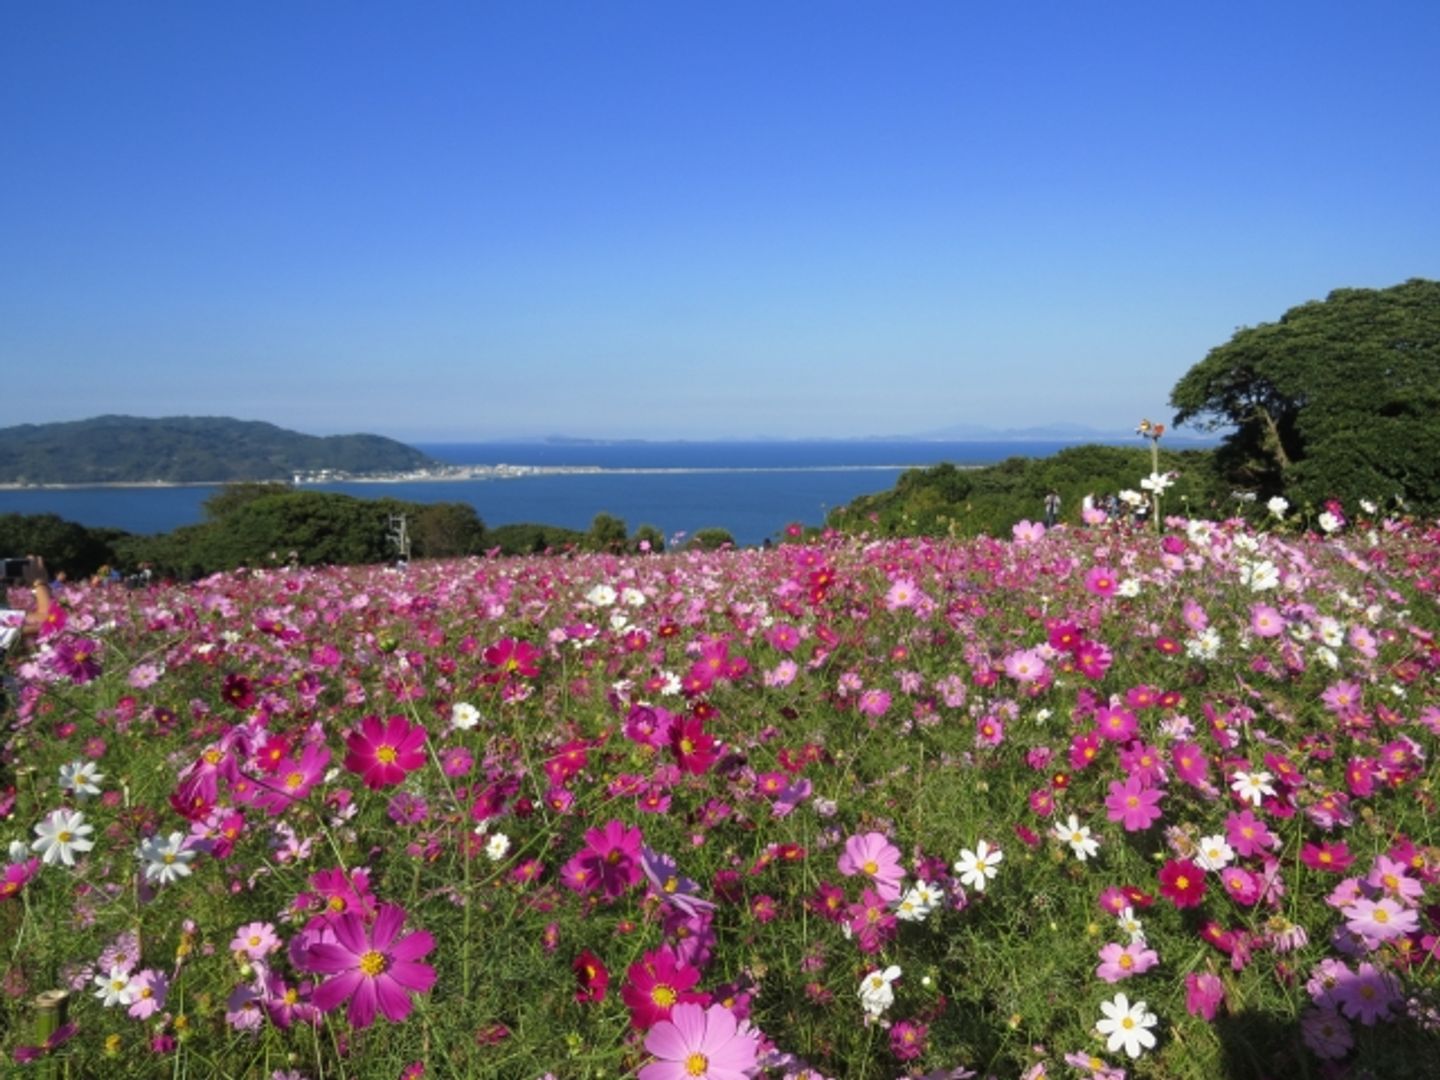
[1043,491,1061,528]
[1,557,53,656]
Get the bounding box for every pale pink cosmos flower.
[837,832,905,902]
[231,921,281,961]
[638,1002,759,1080]
[1249,603,1285,638]
[1343,896,1419,944]
[1002,648,1048,684]
[1095,941,1159,982]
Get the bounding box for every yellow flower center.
[359,950,387,977]
[285,771,305,790]
[685,1052,709,1077]
[651,984,676,1007]
[862,859,878,876]
[57,830,73,843]
[1176,875,1190,890]
[1119,954,1134,969]
[375,744,397,764]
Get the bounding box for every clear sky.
[2,1,1437,442]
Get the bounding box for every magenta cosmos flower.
[344,715,427,790]
[638,1002,759,1080]
[837,832,905,901]
[306,904,436,1028]
[1105,776,1164,832]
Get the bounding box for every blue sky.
[2,1,1436,442]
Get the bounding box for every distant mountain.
[0,416,439,485]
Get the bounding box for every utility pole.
[388,514,412,562]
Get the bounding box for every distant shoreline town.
[0,461,939,491]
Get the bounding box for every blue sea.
[0,439,1129,548]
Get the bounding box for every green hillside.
[0,415,438,484]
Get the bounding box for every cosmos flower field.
[2,510,1439,1078]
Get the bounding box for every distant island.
[0,415,441,486]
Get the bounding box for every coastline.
[0,462,949,492]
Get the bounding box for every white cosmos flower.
[894,880,943,923]
[32,808,95,867]
[953,839,1003,892]
[857,965,901,1016]
[1230,770,1276,807]
[1116,906,1146,945]
[485,833,511,861]
[138,832,196,885]
[1267,496,1290,518]
[59,760,105,798]
[1053,815,1099,862]
[1318,511,1343,533]
[585,584,617,607]
[1139,472,1173,493]
[621,587,647,607]
[1095,992,1158,1058]
[1185,628,1222,661]
[1194,835,1235,871]
[93,964,137,1008]
[450,702,480,731]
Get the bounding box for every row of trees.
[832,277,1439,537]
[1,492,738,583]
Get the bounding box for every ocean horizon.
[0,438,1168,547]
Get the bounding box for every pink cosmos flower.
[889,1018,929,1061]
[344,715,427,790]
[1095,941,1159,982]
[1185,972,1224,1020]
[1320,680,1363,717]
[1084,567,1119,598]
[1220,867,1260,905]
[1224,810,1275,858]
[252,743,331,815]
[884,578,920,610]
[622,947,709,1031]
[1333,961,1399,1025]
[126,969,168,1020]
[482,637,541,678]
[305,904,435,1029]
[561,819,644,900]
[1003,648,1048,683]
[1366,855,1424,903]
[837,832,905,901]
[1343,897,1419,944]
[1074,639,1113,679]
[1301,1006,1353,1060]
[1095,706,1138,743]
[1301,840,1354,873]
[1171,741,1210,789]
[232,921,281,961]
[638,1002,759,1080]
[1105,776,1164,832]
[50,637,102,683]
[671,717,719,775]
[1249,603,1285,638]
[856,688,891,718]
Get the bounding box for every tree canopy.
[1169,278,1440,513]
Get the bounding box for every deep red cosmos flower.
[1159,859,1208,909]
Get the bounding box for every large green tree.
[1169,278,1440,513]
